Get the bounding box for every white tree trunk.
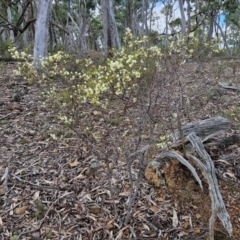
[109,0,121,49]
[34,0,52,67]
[186,0,191,33]
[207,14,214,42]
[141,0,148,36]
[65,13,79,51]
[79,0,88,55]
[178,0,186,35]
[101,0,110,56]
[101,0,121,56]
[7,7,15,42]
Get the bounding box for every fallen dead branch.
[186,132,232,239]
[16,191,73,240]
[170,116,231,147]
[146,116,234,240]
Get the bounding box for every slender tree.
[178,0,186,35]
[101,0,121,56]
[34,0,52,66]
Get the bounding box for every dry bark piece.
[205,134,240,147]
[146,116,233,240]
[187,132,232,239]
[170,116,231,147]
[90,205,101,214]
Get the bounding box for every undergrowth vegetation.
[7,32,220,161]
[6,31,237,238]
[8,30,222,160]
[9,30,219,132]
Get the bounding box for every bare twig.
[187,132,232,239]
[2,167,9,192]
[16,191,73,240]
[105,158,121,224]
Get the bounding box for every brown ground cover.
[0,59,240,240]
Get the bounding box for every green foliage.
[167,32,220,60]
[169,18,181,28]
[91,15,103,40]
[9,29,162,124]
[0,41,13,56]
[9,30,219,127]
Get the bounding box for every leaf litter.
[0,60,240,240]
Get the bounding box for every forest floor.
[0,59,240,240]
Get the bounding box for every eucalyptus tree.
[78,0,98,54]
[0,0,35,46]
[224,1,240,55]
[34,0,52,65]
[101,0,121,56]
[178,0,186,35]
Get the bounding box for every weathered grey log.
[220,83,240,91]
[187,132,232,240]
[170,116,231,147]
[204,134,240,147]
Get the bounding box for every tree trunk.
[101,0,121,56]
[178,0,186,35]
[101,0,111,56]
[79,0,88,55]
[33,0,52,67]
[109,0,121,49]
[141,0,148,36]
[214,19,231,57]
[186,0,191,33]
[207,12,214,42]
[126,0,133,31]
[7,7,15,42]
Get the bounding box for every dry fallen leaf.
[184,220,190,229]
[69,161,80,167]
[223,172,236,179]
[106,218,116,230]
[32,191,40,201]
[216,159,230,165]
[157,196,165,202]
[106,222,114,230]
[15,206,28,215]
[106,218,115,226]
[109,162,114,169]
[101,161,107,168]
[172,208,178,227]
[194,228,201,234]
[31,231,41,240]
[179,231,188,236]
[123,184,130,192]
[196,213,201,219]
[0,185,5,196]
[93,110,101,116]
[150,205,159,213]
[90,205,101,214]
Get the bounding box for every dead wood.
[220,84,240,91]
[187,133,232,239]
[170,116,231,148]
[204,134,240,147]
[146,117,234,239]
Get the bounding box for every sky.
[151,1,181,33]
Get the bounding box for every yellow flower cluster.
[9,30,220,126]
[168,33,220,59]
[8,31,163,126]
